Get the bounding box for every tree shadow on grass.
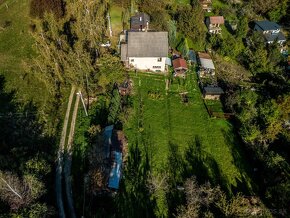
[0,75,56,209]
[221,129,257,195]
[90,96,109,128]
[166,137,230,217]
[166,142,186,217]
[115,143,156,218]
[182,136,230,194]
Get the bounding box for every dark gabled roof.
[127,32,168,57]
[264,32,286,42]
[254,20,281,31]
[173,58,188,70]
[130,13,150,30]
[203,86,224,95]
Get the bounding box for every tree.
[236,16,248,39]
[108,89,121,124]
[0,172,45,211]
[176,177,222,218]
[177,3,206,45]
[30,0,109,95]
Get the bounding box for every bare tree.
[176,177,222,218]
[0,171,45,211]
[146,171,169,195]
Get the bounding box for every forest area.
[0,0,289,217]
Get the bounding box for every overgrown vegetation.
[0,0,289,217]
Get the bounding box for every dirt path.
[64,91,80,218]
[55,86,76,218]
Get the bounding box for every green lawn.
[121,70,255,216]
[0,0,50,108]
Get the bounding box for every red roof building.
[206,16,225,34]
[209,16,225,25]
[173,58,188,78]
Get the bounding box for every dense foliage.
[30,0,65,18]
[1,0,289,217]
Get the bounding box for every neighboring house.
[203,86,224,100]
[206,16,225,34]
[200,0,212,12]
[173,58,188,78]
[130,12,150,32]
[198,52,215,77]
[254,20,286,45]
[121,31,168,72]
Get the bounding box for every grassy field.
[0,0,51,108]
[120,70,255,216]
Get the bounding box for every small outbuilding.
[206,16,225,34]
[203,86,224,100]
[173,58,188,78]
[198,52,215,77]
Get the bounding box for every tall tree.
[177,3,206,45]
[30,0,109,95]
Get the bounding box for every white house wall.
[129,57,166,72]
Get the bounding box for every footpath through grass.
[121,70,255,216]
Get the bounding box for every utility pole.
[85,73,90,111]
[77,91,88,116]
[107,13,112,37]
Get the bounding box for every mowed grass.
[0,0,50,107]
[125,71,254,193]
[110,5,123,46]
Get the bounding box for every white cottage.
[121,31,168,72]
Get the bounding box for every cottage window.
[153,66,161,69]
[130,59,134,62]
[157,57,162,62]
